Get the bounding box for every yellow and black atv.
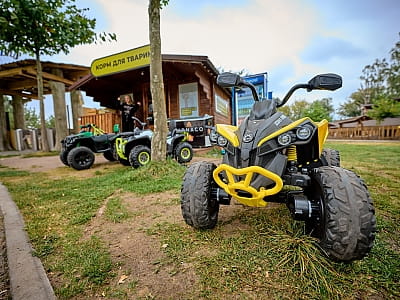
[181,72,376,262]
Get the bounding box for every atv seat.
[92,135,109,143]
[120,132,136,137]
[167,120,178,137]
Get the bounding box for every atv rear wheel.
[129,145,151,168]
[321,148,340,167]
[306,166,376,262]
[59,150,69,166]
[175,142,193,164]
[67,146,95,170]
[181,161,219,229]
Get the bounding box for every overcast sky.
[27,0,400,119]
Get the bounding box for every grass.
[1,142,399,299]
[0,159,185,298]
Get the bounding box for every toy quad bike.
[181,72,376,262]
[114,117,194,168]
[60,124,116,170]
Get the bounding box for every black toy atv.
[60,124,116,170]
[181,72,376,262]
[114,117,194,168]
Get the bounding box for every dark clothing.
[120,103,139,132]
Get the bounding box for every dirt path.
[0,153,111,173]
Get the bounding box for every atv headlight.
[217,135,228,147]
[277,132,292,146]
[209,129,218,143]
[296,125,312,140]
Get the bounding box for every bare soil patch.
[79,191,199,299]
[78,188,245,299]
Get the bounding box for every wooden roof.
[0,59,90,100]
[69,54,224,108]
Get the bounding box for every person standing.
[118,95,141,132]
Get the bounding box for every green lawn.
[0,142,399,299]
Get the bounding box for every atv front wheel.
[306,166,376,262]
[112,146,130,166]
[59,150,69,166]
[181,161,219,229]
[129,145,151,168]
[103,150,116,161]
[67,146,95,170]
[175,142,193,164]
[321,148,340,166]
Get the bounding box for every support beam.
[6,79,37,91]
[24,69,74,85]
[0,89,38,100]
[0,67,24,78]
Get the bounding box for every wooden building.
[69,54,232,144]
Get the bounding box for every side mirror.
[217,72,243,88]
[308,73,342,91]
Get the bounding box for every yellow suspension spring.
[287,145,297,161]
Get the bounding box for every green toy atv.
[181,72,376,262]
[114,117,194,168]
[60,124,117,170]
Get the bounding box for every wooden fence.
[328,126,400,140]
[79,113,121,133]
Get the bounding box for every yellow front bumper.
[115,137,127,160]
[213,164,283,207]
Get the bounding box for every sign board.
[90,44,151,77]
[172,115,214,147]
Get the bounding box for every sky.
[22,0,400,119]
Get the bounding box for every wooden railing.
[79,113,121,133]
[328,126,400,140]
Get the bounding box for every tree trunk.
[149,0,168,161]
[36,53,50,152]
[49,69,68,151]
[11,95,26,130]
[70,90,83,134]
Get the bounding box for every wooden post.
[49,68,68,151]
[70,90,83,134]
[0,94,12,151]
[11,95,26,130]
